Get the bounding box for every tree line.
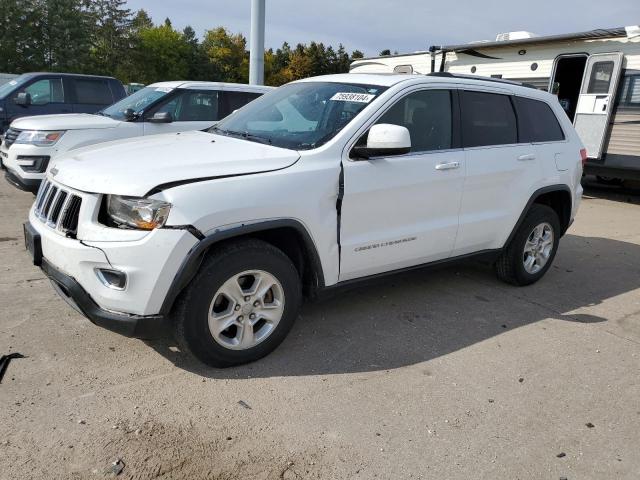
[0,0,367,86]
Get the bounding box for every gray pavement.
[1,177,639,479]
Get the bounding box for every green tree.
[201,27,248,83]
[183,25,212,80]
[131,24,189,83]
[84,0,132,77]
[0,0,43,72]
[39,0,91,71]
[379,49,391,56]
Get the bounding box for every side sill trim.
[319,248,502,297]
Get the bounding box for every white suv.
[2,81,271,193]
[24,73,584,367]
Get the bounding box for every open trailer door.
[574,52,624,159]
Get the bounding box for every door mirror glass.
[352,124,411,159]
[14,92,31,106]
[123,108,137,121]
[148,111,173,123]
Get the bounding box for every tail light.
[580,148,588,166]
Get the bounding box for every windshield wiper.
[213,128,272,145]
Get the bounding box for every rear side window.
[376,89,452,152]
[514,96,565,143]
[461,91,517,147]
[220,91,263,118]
[74,79,113,105]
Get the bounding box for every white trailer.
[351,26,640,181]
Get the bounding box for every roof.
[294,73,549,98]
[148,81,273,92]
[21,72,118,80]
[436,26,632,52]
[352,25,636,62]
[296,73,420,87]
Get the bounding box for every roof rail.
[427,72,538,89]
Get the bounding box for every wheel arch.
[160,219,325,315]
[504,185,573,248]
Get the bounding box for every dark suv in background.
[0,73,126,134]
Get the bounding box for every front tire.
[495,204,561,286]
[173,239,302,367]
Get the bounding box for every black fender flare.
[159,219,324,315]
[504,184,572,248]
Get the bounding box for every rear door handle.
[435,161,460,170]
[517,154,536,161]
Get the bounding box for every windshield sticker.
[155,87,173,93]
[330,92,375,103]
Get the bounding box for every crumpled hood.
[51,131,300,196]
[12,113,120,131]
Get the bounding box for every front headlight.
[107,195,171,230]
[15,130,65,146]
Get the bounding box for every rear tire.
[172,239,302,367]
[495,204,561,286]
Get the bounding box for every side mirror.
[123,108,137,121]
[352,124,411,159]
[148,111,173,124]
[14,92,31,106]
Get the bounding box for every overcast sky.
[126,0,639,56]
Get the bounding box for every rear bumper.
[5,168,41,193]
[41,255,166,338]
[584,161,640,181]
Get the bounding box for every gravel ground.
[1,177,639,479]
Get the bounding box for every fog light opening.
[95,268,127,290]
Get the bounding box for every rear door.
[574,53,624,159]
[453,89,541,256]
[71,77,116,113]
[143,89,221,135]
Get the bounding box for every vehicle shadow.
[145,233,639,378]
[582,175,640,205]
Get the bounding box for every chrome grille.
[34,180,82,236]
[3,128,21,148]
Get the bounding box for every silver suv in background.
[2,81,272,192]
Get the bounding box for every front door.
[574,52,624,159]
[143,90,221,135]
[6,76,70,122]
[339,88,464,281]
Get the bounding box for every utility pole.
[249,0,265,85]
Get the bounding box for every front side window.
[101,86,173,120]
[152,90,219,122]
[514,96,564,143]
[374,89,452,152]
[74,79,113,105]
[587,61,614,94]
[22,78,64,105]
[211,82,387,150]
[461,91,517,147]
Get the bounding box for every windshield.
[210,81,387,150]
[0,74,30,99]
[101,86,172,120]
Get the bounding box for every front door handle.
[435,161,460,170]
[517,154,536,161]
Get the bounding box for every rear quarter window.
[460,90,517,147]
[514,96,565,143]
[74,79,113,105]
